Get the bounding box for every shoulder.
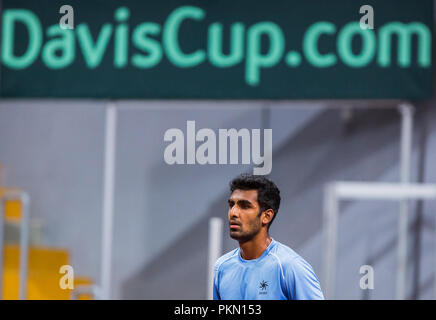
[214,248,239,272]
[269,240,300,264]
[269,241,315,275]
[269,241,324,300]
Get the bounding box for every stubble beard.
[229,218,262,243]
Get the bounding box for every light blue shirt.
[213,239,324,300]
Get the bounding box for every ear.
[261,209,274,227]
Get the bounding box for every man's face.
[227,189,263,242]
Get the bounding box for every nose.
[229,205,239,220]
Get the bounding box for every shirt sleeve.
[285,257,325,300]
[213,263,221,300]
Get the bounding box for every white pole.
[100,103,118,300]
[0,192,31,300]
[334,182,436,200]
[396,103,414,300]
[322,184,338,300]
[19,192,30,300]
[207,217,223,300]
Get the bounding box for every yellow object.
[4,200,21,220]
[0,187,22,221]
[2,245,93,300]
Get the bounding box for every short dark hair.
[229,174,281,229]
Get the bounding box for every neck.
[239,232,272,260]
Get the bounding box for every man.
[213,174,324,300]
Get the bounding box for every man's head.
[227,174,281,242]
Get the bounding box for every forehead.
[230,189,259,203]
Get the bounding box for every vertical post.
[0,192,30,300]
[322,184,338,300]
[19,193,30,300]
[207,217,223,300]
[396,103,414,300]
[101,103,117,300]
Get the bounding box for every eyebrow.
[228,199,254,207]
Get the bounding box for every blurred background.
[0,0,435,300]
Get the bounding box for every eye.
[239,202,250,209]
[228,201,234,208]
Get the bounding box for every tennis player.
[213,174,324,300]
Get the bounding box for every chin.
[230,231,252,243]
[229,231,240,240]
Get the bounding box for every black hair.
[229,174,281,230]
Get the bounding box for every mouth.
[229,222,241,230]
